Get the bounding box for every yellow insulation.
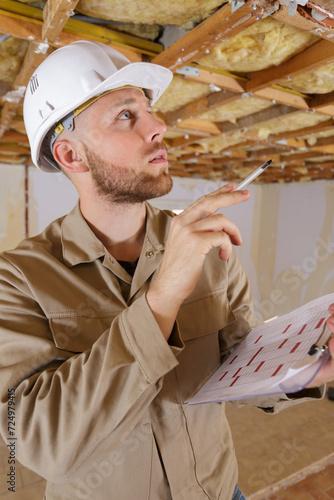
[110,23,160,41]
[282,62,334,94]
[249,111,329,140]
[76,0,224,27]
[0,37,28,83]
[197,96,273,123]
[196,131,245,154]
[153,75,211,113]
[197,17,318,73]
[302,129,334,146]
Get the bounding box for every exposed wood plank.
[0,154,29,162]
[0,81,13,98]
[14,42,50,87]
[0,42,48,138]
[221,104,297,131]
[273,4,334,40]
[168,134,211,150]
[269,118,334,141]
[152,0,280,72]
[246,39,334,93]
[167,125,212,138]
[168,105,297,151]
[0,11,43,41]
[182,68,246,93]
[310,144,334,154]
[278,138,307,149]
[42,0,80,42]
[10,119,26,131]
[182,67,310,111]
[172,118,222,136]
[309,134,334,147]
[247,147,291,158]
[253,87,309,110]
[309,91,334,115]
[185,67,310,105]
[0,11,143,62]
[281,151,330,161]
[0,144,31,154]
[164,91,240,125]
[0,103,18,138]
[0,0,160,55]
[0,131,29,144]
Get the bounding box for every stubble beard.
[84,144,173,205]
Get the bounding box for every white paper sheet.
[189,293,334,405]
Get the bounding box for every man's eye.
[119,111,131,120]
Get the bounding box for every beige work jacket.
[0,203,323,500]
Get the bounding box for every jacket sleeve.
[0,256,183,483]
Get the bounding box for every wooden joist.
[0,0,333,182]
[152,0,280,71]
[42,0,80,42]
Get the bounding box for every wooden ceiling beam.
[246,39,334,93]
[168,105,298,152]
[42,0,80,42]
[280,151,330,161]
[0,8,144,61]
[0,144,31,154]
[0,154,29,163]
[183,67,310,110]
[268,117,334,141]
[309,144,334,154]
[152,0,280,72]
[253,86,309,110]
[182,68,247,93]
[166,125,212,138]
[0,42,48,138]
[171,118,222,136]
[0,11,43,42]
[164,90,240,125]
[273,4,334,41]
[220,104,297,131]
[309,91,334,115]
[309,135,334,147]
[0,131,29,144]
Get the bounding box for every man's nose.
[141,113,167,143]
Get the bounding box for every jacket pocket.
[177,288,235,341]
[48,314,117,352]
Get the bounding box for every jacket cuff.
[120,294,184,384]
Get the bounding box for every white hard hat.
[23,40,173,172]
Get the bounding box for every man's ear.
[53,140,89,174]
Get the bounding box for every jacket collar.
[61,202,172,268]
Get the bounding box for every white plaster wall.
[152,178,334,321]
[28,166,78,236]
[4,164,333,322]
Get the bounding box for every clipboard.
[189,293,333,405]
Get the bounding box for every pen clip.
[308,321,330,356]
[308,343,328,356]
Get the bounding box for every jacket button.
[145,251,154,258]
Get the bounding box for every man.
[0,41,333,500]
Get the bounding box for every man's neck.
[79,198,147,262]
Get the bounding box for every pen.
[234,159,272,191]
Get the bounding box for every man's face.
[78,88,173,204]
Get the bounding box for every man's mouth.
[149,148,168,164]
